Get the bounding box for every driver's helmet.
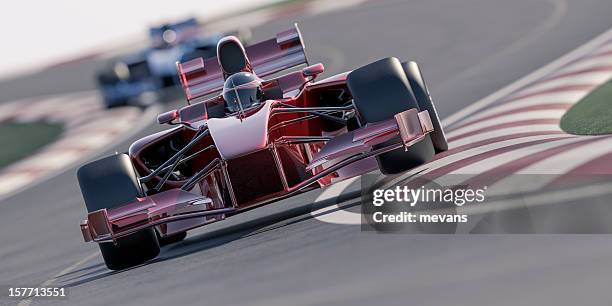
[222,72,264,113]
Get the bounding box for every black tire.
[102,97,129,109]
[77,154,160,270]
[347,57,435,174]
[157,231,187,246]
[96,71,129,109]
[402,61,448,152]
[96,70,120,87]
[98,230,160,270]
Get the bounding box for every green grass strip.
[560,79,612,135]
[0,122,63,170]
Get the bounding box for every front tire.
[402,61,448,152]
[77,154,160,270]
[347,57,435,174]
[157,231,187,246]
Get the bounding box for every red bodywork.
[80,25,434,243]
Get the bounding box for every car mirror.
[302,63,325,77]
[157,110,179,124]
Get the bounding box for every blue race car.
[96,18,228,108]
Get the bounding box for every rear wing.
[177,23,308,103]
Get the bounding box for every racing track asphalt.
[3,0,612,305]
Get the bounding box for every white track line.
[486,136,612,194]
[429,135,572,172]
[446,110,566,139]
[310,177,362,225]
[0,174,35,195]
[517,72,610,97]
[410,137,580,190]
[450,136,582,175]
[553,54,612,76]
[452,91,587,127]
[515,136,612,174]
[449,124,562,147]
[592,42,612,54]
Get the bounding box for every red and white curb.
[313,27,612,225]
[0,92,159,201]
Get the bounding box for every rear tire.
[77,154,160,271]
[347,57,435,174]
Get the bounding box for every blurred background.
[0,0,281,79]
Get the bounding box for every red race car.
[77,24,448,270]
